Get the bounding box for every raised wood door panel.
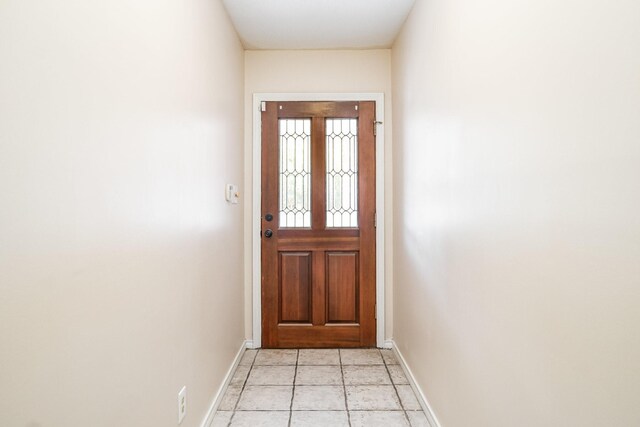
[279,252,311,323]
[261,101,376,348]
[326,252,359,323]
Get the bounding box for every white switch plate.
[225,184,239,204]
[178,386,187,424]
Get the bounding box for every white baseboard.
[382,339,394,349]
[200,340,248,427]
[390,340,442,427]
[245,339,256,349]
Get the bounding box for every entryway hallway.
[212,349,428,427]
[2,0,640,426]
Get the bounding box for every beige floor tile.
[254,349,298,365]
[230,411,290,427]
[218,386,242,411]
[349,411,409,427]
[343,365,391,385]
[297,349,340,365]
[407,411,430,427]
[387,365,409,384]
[225,348,423,426]
[396,384,421,410]
[247,365,296,385]
[236,386,293,410]
[290,411,349,427]
[295,365,342,385]
[239,349,257,366]
[340,349,384,365]
[230,364,251,386]
[211,411,232,427]
[380,349,399,365]
[292,385,346,410]
[345,385,402,410]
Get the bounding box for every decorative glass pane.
[279,119,311,228]
[326,118,358,228]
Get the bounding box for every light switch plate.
[225,184,239,204]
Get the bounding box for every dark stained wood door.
[261,101,376,348]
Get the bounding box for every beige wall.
[0,1,244,426]
[392,0,640,426]
[243,50,394,342]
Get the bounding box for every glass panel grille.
[326,118,358,228]
[279,119,311,228]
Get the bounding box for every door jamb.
[252,93,385,348]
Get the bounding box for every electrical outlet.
[178,386,187,424]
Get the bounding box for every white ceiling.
[222,0,416,50]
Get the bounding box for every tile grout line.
[226,349,258,427]
[381,350,412,426]
[288,350,299,427]
[339,349,353,427]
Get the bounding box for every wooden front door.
[261,101,376,348]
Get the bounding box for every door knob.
[265,213,273,222]
[264,229,273,238]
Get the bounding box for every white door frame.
[251,93,385,348]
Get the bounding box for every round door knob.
[264,229,273,238]
[265,213,273,222]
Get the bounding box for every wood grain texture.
[279,252,312,323]
[326,252,359,323]
[262,101,376,348]
[278,101,359,118]
[356,101,376,346]
[261,102,280,348]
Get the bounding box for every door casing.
[251,93,386,348]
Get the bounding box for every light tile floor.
[212,348,429,427]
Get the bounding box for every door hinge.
[374,212,377,228]
[260,101,266,112]
[373,121,383,136]
[375,303,377,319]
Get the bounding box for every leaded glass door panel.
[261,101,376,348]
